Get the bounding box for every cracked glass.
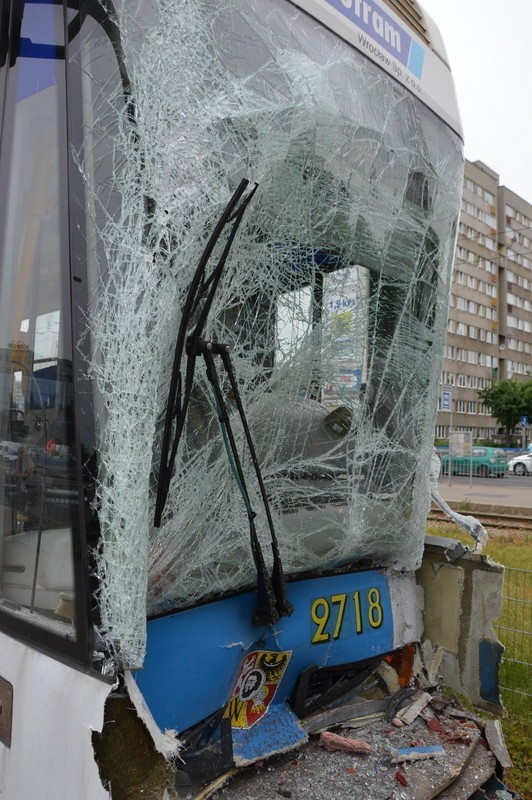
[72,0,463,665]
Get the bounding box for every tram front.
[0,0,467,791]
[76,0,464,746]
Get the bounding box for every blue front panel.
[135,569,393,733]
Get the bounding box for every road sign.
[521,416,528,428]
[441,388,452,412]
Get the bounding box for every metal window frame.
[0,0,93,670]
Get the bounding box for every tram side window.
[0,0,79,638]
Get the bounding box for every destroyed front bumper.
[134,567,420,740]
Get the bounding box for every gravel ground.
[187,707,491,800]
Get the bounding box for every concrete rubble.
[174,659,518,800]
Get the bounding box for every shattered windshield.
[73,0,463,664]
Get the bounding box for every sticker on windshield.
[224,650,292,729]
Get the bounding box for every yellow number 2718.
[310,588,383,644]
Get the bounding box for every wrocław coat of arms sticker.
[224,650,292,729]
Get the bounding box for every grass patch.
[502,715,531,799]
[426,521,531,798]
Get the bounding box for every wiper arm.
[220,345,293,622]
[153,180,292,625]
[154,179,256,525]
[200,340,292,624]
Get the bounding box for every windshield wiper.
[154,179,292,625]
[154,179,254,523]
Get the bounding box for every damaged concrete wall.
[417,536,504,712]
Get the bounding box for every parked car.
[507,452,532,476]
[0,440,19,464]
[440,446,508,478]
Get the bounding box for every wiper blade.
[154,179,256,526]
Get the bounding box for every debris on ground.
[391,745,445,763]
[319,731,372,754]
[199,712,493,800]
[192,699,505,800]
[174,653,516,800]
[395,691,433,725]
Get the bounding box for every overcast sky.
[419,0,532,202]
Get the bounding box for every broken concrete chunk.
[391,744,445,763]
[301,697,389,734]
[420,640,445,687]
[485,719,513,769]
[318,731,372,754]
[395,691,433,724]
[376,662,401,694]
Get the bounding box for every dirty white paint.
[388,572,422,649]
[0,632,111,800]
[124,670,182,760]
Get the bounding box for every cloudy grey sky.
[419,0,532,202]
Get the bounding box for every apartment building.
[499,186,532,382]
[435,160,532,441]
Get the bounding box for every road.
[439,474,532,489]
[437,473,532,512]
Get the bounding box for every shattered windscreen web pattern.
[74,0,463,666]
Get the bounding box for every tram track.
[428,507,532,531]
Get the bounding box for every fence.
[493,566,531,718]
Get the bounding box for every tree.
[523,382,532,420]
[478,379,532,443]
